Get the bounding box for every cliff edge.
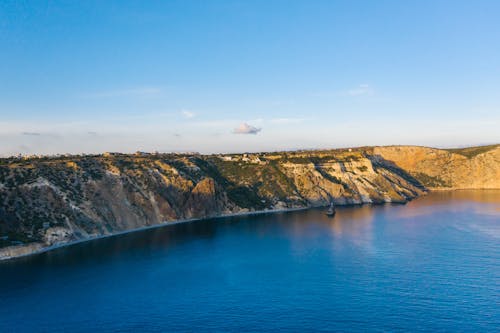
[374,145,500,189]
[1,144,498,260]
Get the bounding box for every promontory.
[1,144,498,260]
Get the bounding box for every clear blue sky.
[1,0,499,155]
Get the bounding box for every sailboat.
[326,201,336,217]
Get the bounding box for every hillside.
[0,145,498,260]
[374,144,500,189]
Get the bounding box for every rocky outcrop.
[0,145,498,259]
[183,177,232,218]
[44,227,73,245]
[0,242,44,260]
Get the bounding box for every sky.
[1,0,499,155]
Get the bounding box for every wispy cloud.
[81,87,162,98]
[190,119,236,128]
[346,84,374,96]
[181,110,196,119]
[233,123,262,135]
[269,117,305,124]
[21,132,60,138]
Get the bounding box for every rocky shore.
[1,144,498,260]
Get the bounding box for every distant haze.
[1,1,499,156]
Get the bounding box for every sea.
[1,190,499,332]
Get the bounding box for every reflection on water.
[429,189,500,203]
[7,190,498,268]
[0,190,499,332]
[395,190,500,219]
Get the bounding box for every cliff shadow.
[369,154,427,191]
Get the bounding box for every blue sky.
[1,0,499,155]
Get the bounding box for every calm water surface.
[1,190,499,332]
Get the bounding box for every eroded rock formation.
[1,144,498,259]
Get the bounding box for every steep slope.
[373,145,500,189]
[0,145,497,259]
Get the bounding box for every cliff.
[373,145,500,189]
[1,145,498,260]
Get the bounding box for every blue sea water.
[0,190,499,332]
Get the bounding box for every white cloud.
[347,84,374,96]
[269,117,305,124]
[233,123,262,135]
[248,118,264,124]
[191,119,235,128]
[181,110,196,119]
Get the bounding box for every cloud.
[347,84,374,96]
[191,119,235,128]
[181,110,196,119]
[21,131,60,138]
[233,123,262,135]
[245,117,263,123]
[269,117,305,124]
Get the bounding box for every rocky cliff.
[0,145,498,259]
[373,145,500,189]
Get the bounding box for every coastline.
[7,188,499,262]
[427,187,500,191]
[0,206,312,262]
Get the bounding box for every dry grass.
[445,144,499,158]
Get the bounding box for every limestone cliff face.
[278,159,422,205]
[373,145,500,189]
[0,145,497,259]
[183,177,232,218]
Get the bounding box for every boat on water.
[326,202,336,217]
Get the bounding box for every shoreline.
[5,188,498,262]
[0,206,312,262]
[428,187,500,191]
